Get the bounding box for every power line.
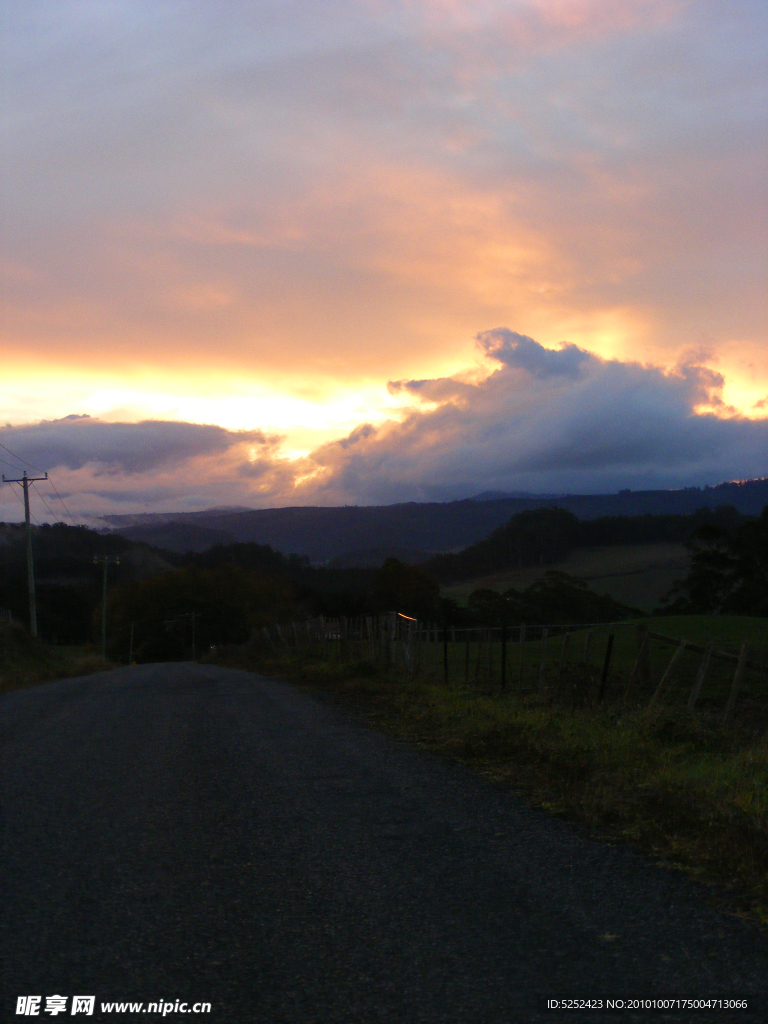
[0,454,28,471]
[32,482,59,521]
[3,476,67,527]
[0,436,109,528]
[47,477,78,526]
[5,482,34,521]
[0,438,44,473]
[5,483,24,507]
[0,443,29,470]
[0,436,82,526]
[6,482,40,525]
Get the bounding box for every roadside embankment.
[0,620,115,695]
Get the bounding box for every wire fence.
[245,614,768,730]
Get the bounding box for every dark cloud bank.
[297,330,768,504]
[0,416,269,475]
[4,332,768,511]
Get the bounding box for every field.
[419,615,768,724]
[442,542,690,612]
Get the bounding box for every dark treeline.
[0,523,385,651]
[176,542,379,617]
[465,572,640,627]
[0,523,166,644]
[423,505,742,584]
[104,553,441,662]
[0,524,424,656]
[3,523,640,662]
[2,501,762,661]
[660,506,768,616]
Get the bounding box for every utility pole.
[94,555,120,658]
[182,611,201,659]
[2,470,48,637]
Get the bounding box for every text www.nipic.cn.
[16,996,212,1016]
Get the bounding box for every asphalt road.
[3,663,768,1023]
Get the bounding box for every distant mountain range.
[472,490,568,500]
[98,478,768,563]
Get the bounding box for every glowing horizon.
[2,1,766,517]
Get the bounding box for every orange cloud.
[4,334,768,524]
[2,0,764,447]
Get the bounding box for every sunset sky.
[2,0,767,520]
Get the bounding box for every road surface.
[3,663,768,1022]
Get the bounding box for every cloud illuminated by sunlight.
[0,368,427,461]
[3,331,767,527]
[1,0,766,518]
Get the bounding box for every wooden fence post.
[648,639,687,709]
[597,633,615,702]
[500,622,507,691]
[623,632,648,703]
[443,623,449,686]
[538,628,548,692]
[518,623,526,688]
[721,641,749,729]
[402,620,412,677]
[636,624,652,691]
[554,631,571,700]
[686,642,713,713]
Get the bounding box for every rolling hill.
[441,542,690,614]
[99,477,768,561]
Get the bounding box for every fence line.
[246,614,768,727]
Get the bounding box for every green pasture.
[442,542,690,612]
[405,615,768,720]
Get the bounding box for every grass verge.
[0,620,116,695]
[213,645,768,927]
